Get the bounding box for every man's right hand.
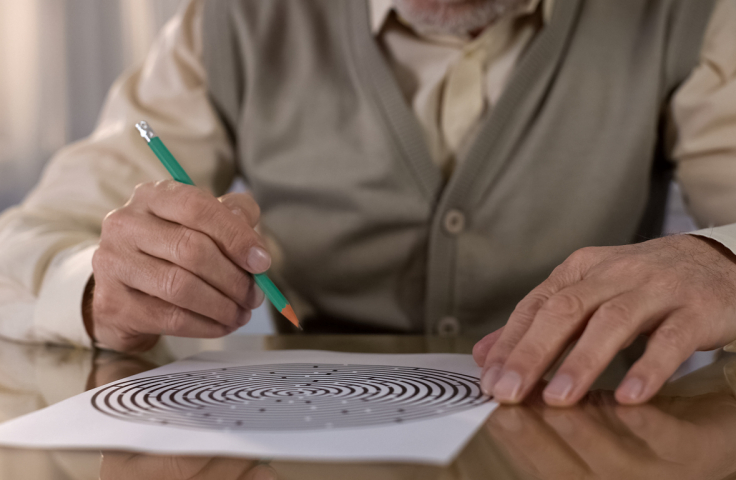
[86,180,269,352]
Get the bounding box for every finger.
[491,278,628,404]
[138,181,271,273]
[543,290,673,406]
[616,310,701,405]
[480,250,599,394]
[219,192,261,227]
[126,212,255,309]
[117,288,237,339]
[473,327,504,366]
[113,250,244,328]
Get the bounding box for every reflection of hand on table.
[100,453,276,480]
[486,390,736,479]
[85,351,159,390]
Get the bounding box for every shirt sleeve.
[670,0,736,352]
[0,0,235,349]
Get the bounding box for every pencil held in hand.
[135,121,301,330]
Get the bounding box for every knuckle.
[180,188,215,223]
[564,349,601,377]
[91,281,117,317]
[161,266,190,301]
[513,294,546,321]
[172,228,208,265]
[153,179,177,192]
[165,305,187,334]
[91,249,106,272]
[487,333,522,361]
[483,345,511,366]
[567,247,597,265]
[92,249,117,277]
[593,301,635,330]
[510,342,546,369]
[102,208,127,233]
[130,181,153,202]
[541,292,585,320]
[654,324,692,352]
[221,223,256,255]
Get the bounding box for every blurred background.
[0,0,275,333]
[0,0,699,340]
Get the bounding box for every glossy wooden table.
[1,334,735,480]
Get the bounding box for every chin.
[393,0,525,35]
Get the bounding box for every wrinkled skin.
[474,235,736,406]
[88,180,268,352]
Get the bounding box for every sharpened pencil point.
[281,304,301,330]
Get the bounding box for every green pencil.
[135,121,301,330]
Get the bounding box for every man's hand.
[473,235,736,406]
[88,180,268,352]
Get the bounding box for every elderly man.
[1,0,736,407]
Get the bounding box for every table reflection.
[0,337,734,480]
[99,453,274,480]
[485,386,736,479]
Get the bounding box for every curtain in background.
[0,0,183,211]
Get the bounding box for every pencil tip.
[281,304,301,330]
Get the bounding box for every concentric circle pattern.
[92,363,490,431]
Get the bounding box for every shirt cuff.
[33,242,98,349]
[687,226,736,353]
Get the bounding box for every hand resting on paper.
[100,453,277,480]
[85,180,268,352]
[473,235,736,406]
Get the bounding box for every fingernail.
[493,371,523,403]
[481,364,502,395]
[544,373,575,403]
[247,247,271,272]
[617,377,644,402]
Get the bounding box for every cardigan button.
[443,209,465,235]
[437,316,461,336]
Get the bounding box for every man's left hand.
[473,235,736,406]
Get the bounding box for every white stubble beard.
[392,0,530,36]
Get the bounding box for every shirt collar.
[369,0,555,35]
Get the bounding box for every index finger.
[479,250,594,394]
[139,181,271,273]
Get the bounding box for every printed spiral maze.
[92,363,490,431]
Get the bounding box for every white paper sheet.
[0,350,497,465]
